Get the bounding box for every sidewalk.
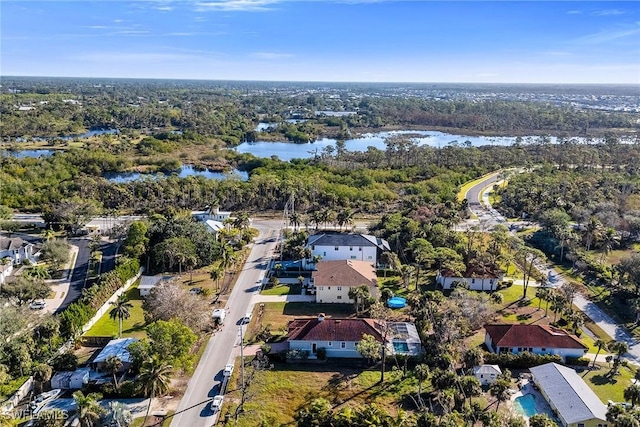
[43,244,79,314]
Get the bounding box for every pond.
[105,165,249,183]
[0,149,56,158]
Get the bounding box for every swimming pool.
[387,296,407,309]
[513,394,537,417]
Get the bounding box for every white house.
[287,315,383,358]
[203,219,225,235]
[192,206,232,223]
[530,363,608,427]
[436,267,502,291]
[0,237,35,265]
[473,364,502,386]
[287,316,422,359]
[312,260,378,304]
[306,233,390,265]
[484,324,587,362]
[0,262,13,285]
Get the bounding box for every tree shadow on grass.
[588,374,617,386]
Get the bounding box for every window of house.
[517,347,522,352]
[541,348,546,351]
[350,256,357,259]
[471,278,476,284]
[350,246,353,251]
[337,296,342,299]
[367,256,372,259]
[323,252,326,256]
[328,342,332,346]
[311,245,315,250]
[359,247,362,251]
[480,374,484,378]
[341,342,346,349]
[328,287,330,290]
[318,286,324,291]
[334,246,339,251]
[577,424,585,427]
[337,286,342,291]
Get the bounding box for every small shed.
[51,368,90,390]
[91,338,138,372]
[139,275,172,297]
[473,364,502,385]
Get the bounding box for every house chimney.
[317,313,325,322]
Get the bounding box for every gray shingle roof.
[529,363,607,424]
[307,233,390,251]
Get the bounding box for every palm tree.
[232,212,251,230]
[41,228,55,241]
[336,208,354,231]
[209,265,223,292]
[610,341,629,366]
[624,383,640,407]
[489,378,511,410]
[109,294,133,338]
[72,391,105,427]
[414,364,430,402]
[592,339,608,368]
[600,228,620,263]
[138,357,173,425]
[289,212,301,231]
[584,217,603,251]
[104,355,123,392]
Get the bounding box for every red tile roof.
[288,317,383,342]
[484,324,587,350]
[312,260,377,287]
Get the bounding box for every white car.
[29,301,46,310]
[242,312,252,324]
[211,395,224,411]
[223,364,234,377]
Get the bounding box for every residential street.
[169,223,279,427]
[462,172,640,363]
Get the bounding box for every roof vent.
[318,313,325,321]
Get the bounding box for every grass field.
[581,364,636,404]
[219,363,419,426]
[84,287,147,339]
[261,283,301,296]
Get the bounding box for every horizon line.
[2,74,638,87]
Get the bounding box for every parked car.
[242,312,252,324]
[189,287,203,295]
[223,364,234,377]
[29,300,46,310]
[211,395,224,411]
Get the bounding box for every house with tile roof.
[529,363,608,427]
[306,233,390,266]
[484,324,587,362]
[287,315,421,359]
[311,259,378,303]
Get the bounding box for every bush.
[484,351,562,369]
[566,356,590,366]
[52,352,78,372]
[316,348,327,361]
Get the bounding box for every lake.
[105,165,249,183]
[15,128,119,142]
[236,130,546,161]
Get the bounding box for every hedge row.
[484,351,562,369]
[60,257,140,338]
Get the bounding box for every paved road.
[461,171,640,363]
[170,224,279,427]
[55,238,90,312]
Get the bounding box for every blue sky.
[1,1,639,83]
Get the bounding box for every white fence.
[0,376,33,415]
[81,268,143,334]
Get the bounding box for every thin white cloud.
[593,9,625,16]
[544,51,572,56]
[576,23,640,44]
[195,0,280,12]
[251,52,294,59]
[84,25,109,29]
[567,10,581,15]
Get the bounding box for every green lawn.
[582,364,636,404]
[84,287,147,339]
[261,283,301,296]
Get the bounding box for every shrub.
[566,356,590,366]
[316,348,327,361]
[484,351,562,369]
